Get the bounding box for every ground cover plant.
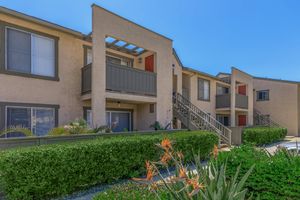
[217,145,300,200]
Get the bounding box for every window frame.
[198,77,210,101]
[0,21,59,81]
[256,90,270,101]
[0,102,59,137]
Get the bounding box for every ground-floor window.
[106,110,132,132]
[6,106,55,136]
[216,114,230,126]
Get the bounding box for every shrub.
[242,127,287,145]
[48,127,68,136]
[217,145,300,200]
[0,126,33,138]
[0,131,218,200]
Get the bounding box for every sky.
[1,0,300,81]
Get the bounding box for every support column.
[91,9,106,128]
[230,76,236,127]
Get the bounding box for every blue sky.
[1,0,300,81]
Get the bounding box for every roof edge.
[183,67,230,84]
[254,76,300,84]
[92,3,173,42]
[0,6,87,38]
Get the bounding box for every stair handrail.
[173,92,232,145]
[173,98,231,144]
[254,109,280,127]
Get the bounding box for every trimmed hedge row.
[217,145,300,200]
[0,131,218,200]
[242,127,287,145]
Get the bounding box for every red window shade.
[145,55,154,72]
[238,115,247,126]
[238,85,246,95]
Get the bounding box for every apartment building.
[0,5,298,140]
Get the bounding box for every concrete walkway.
[264,136,300,154]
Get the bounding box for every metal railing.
[173,92,232,145]
[253,109,281,127]
[216,93,248,109]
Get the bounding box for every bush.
[242,127,287,145]
[217,145,300,200]
[0,131,218,200]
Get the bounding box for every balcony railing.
[216,94,248,109]
[81,62,157,96]
[235,94,248,109]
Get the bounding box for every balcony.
[81,62,157,96]
[216,94,248,109]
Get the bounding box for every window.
[216,115,230,126]
[106,54,133,67]
[6,106,55,136]
[256,90,269,101]
[198,78,210,101]
[216,85,229,95]
[106,111,132,132]
[86,48,92,65]
[5,27,56,78]
[149,104,155,113]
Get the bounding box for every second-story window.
[106,54,133,67]
[216,85,229,95]
[256,90,269,101]
[198,78,210,101]
[5,27,56,78]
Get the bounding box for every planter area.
[0,130,218,200]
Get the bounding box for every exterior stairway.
[173,93,232,146]
[254,109,281,127]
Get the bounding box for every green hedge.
[217,145,300,200]
[0,131,218,200]
[242,127,287,145]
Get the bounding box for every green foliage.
[0,131,218,200]
[67,118,88,134]
[150,121,165,130]
[92,126,112,133]
[217,145,300,200]
[48,127,68,136]
[242,127,287,145]
[0,126,33,137]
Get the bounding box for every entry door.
[107,111,131,132]
[145,55,154,72]
[238,85,246,95]
[238,115,247,126]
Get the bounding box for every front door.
[145,55,154,72]
[238,115,247,126]
[106,111,131,132]
[238,85,246,95]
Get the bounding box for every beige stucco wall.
[0,13,90,126]
[253,78,299,136]
[183,70,230,117]
[92,5,173,128]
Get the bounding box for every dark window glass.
[7,28,31,73]
[6,107,31,129]
[257,90,269,101]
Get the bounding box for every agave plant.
[134,139,254,200]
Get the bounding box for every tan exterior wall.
[253,78,299,136]
[92,5,173,128]
[184,70,229,117]
[0,13,90,126]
